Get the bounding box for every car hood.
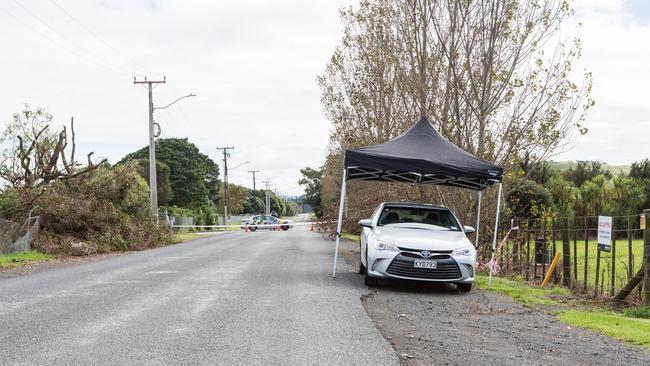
[373,226,471,251]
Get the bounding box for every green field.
[501,238,644,294]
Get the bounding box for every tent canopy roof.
[344,117,503,190]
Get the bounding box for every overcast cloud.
[1,0,648,196]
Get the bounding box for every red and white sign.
[597,216,612,252]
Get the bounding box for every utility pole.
[262,179,272,215]
[217,146,235,225]
[133,76,166,219]
[247,170,260,193]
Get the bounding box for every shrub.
[624,306,650,320]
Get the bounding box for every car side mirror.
[359,219,373,228]
[463,226,476,234]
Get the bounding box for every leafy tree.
[242,196,265,214]
[630,159,650,210]
[121,138,219,207]
[563,161,611,187]
[133,159,173,204]
[507,177,552,218]
[546,176,575,216]
[298,167,322,217]
[610,175,646,215]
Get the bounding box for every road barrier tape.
[171,221,331,230]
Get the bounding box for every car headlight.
[452,246,475,257]
[375,241,399,252]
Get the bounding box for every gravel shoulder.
[338,238,650,366]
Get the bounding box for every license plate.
[414,259,437,269]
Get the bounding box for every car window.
[377,206,460,231]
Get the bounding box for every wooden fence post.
[584,216,588,292]
[563,216,571,287]
[643,209,650,305]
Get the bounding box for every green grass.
[0,250,54,269]
[559,311,650,349]
[172,232,205,243]
[479,273,650,349]
[474,274,570,306]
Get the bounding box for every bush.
[7,162,173,254]
[624,306,650,320]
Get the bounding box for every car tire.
[457,283,472,293]
[249,226,257,232]
[358,257,366,275]
[281,225,289,231]
[364,250,378,286]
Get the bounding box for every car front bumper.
[367,250,475,283]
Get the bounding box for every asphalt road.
[0,229,398,366]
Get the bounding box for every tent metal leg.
[488,182,503,285]
[332,168,348,278]
[475,190,482,247]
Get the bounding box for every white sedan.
[358,202,476,292]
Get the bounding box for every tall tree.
[298,167,323,217]
[319,0,593,163]
[121,138,219,207]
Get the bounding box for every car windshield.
[377,206,460,231]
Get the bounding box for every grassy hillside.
[547,161,630,175]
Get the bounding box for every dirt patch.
[0,252,126,279]
[362,279,650,366]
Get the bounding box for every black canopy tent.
[332,117,504,277]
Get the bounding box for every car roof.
[382,202,448,210]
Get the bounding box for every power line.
[47,0,147,72]
[0,6,117,72]
[12,0,124,73]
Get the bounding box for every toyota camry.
[358,202,476,292]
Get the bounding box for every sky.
[0,0,648,196]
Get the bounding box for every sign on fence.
[597,215,612,252]
[641,214,646,230]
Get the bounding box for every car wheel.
[457,283,472,293]
[364,250,378,286]
[281,225,289,231]
[249,226,257,232]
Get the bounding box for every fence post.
[643,209,650,305]
[552,218,558,284]
[573,217,578,282]
[563,216,571,287]
[628,216,633,281]
[611,224,616,296]
[584,216,589,293]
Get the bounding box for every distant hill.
[547,161,630,175]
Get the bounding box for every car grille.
[386,254,462,280]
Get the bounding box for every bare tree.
[0,105,106,188]
[318,0,594,245]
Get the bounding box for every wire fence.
[492,213,647,302]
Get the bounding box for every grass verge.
[0,250,55,269]
[474,274,569,306]
[558,311,650,349]
[478,273,650,349]
[172,232,206,243]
